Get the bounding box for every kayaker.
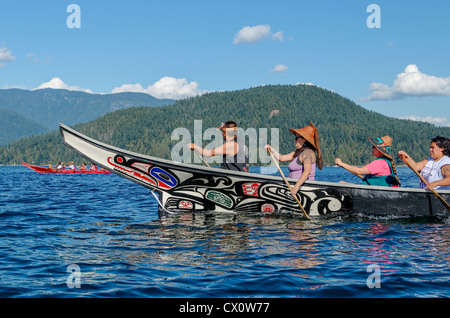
[398,136,450,190]
[68,162,76,170]
[78,163,87,171]
[188,120,249,172]
[335,135,401,187]
[56,162,65,170]
[265,121,323,198]
[90,163,98,171]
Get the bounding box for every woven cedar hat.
[289,121,322,159]
[368,135,393,160]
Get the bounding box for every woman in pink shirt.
[335,136,401,187]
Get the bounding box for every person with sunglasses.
[335,136,401,187]
[188,120,249,172]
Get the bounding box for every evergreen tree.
[1,85,449,166]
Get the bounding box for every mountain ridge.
[1,84,449,166]
[0,88,175,145]
[0,108,50,145]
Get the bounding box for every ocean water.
[0,165,449,301]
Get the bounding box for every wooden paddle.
[400,154,450,212]
[268,149,310,219]
[338,165,364,179]
[193,149,210,167]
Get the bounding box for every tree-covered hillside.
[1,85,449,166]
[0,108,50,145]
[0,88,174,144]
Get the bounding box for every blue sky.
[1,0,449,126]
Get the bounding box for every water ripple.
[0,166,449,298]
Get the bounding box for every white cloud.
[270,64,288,73]
[0,46,15,66]
[111,76,206,100]
[111,83,145,94]
[271,31,284,42]
[1,85,26,90]
[365,64,450,100]
[35,77,93,93]
[233,25,287,44]
[234,25,271,44]
[398,115,450,127]
[29,76,205,99]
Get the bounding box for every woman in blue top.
[398,136,450,190]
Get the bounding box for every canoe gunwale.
[59,123,450,195]
[59,123,450,219]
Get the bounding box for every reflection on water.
[121,215,290,265]
[49,210,449,297]
[358,223,398,274]
[1,166,450,297]
[120,214,329,271]
[411,224,450,268]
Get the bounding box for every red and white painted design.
[178,201,193,209]
[242,183,261,197]
[261,203,275,213]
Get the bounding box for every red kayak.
[22,162,111,174]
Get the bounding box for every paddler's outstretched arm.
[188,142,238,157]
[264,145,295,162]
[397,151,427,172]
[335,158,370,176]
[427,165,450,190]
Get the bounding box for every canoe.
[59,123,450,220]
[22,161,111,174]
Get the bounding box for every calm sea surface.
[0,165,449,300]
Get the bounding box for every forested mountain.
[0,88,174,144]
[1,84,449,166]
[0,108,50,145]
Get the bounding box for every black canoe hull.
[59,123,450,220]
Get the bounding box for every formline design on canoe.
[59,123,450,220]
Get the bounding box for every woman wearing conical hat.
[335,135,401,187]
[265,121,323,198]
